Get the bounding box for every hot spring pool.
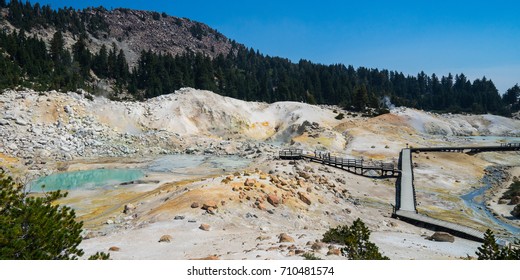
[29,169,145,192]
[29,154,251,192]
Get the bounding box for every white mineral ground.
[1,88,519,259]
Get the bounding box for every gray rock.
[15,119,28,126]
[0,119,10,125]
[245,212,258,219]
[428,232,455,243]
[123,203,136,214]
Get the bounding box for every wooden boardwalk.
[396,149,416,212]
[410,143,520,154]
[394,143,519,242]
[394,210,484,242]
[279,149,399,178]
[279,143,519,243]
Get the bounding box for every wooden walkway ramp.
[396,149,416,212]
[394,143,519,242]
[279,143,519,243]
[279,149,399,178]
[394,210,485,242]
[410,142,520,154]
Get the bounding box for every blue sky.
[30,0,520,93]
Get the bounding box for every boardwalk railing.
[278,148,303,159]
[410,142,520,153]
[279,148,400,177]
[395,143,520,243]
[500,142,520,148]
[280,143,519,243]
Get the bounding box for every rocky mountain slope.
[0,6,234,67]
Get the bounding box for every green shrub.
[322,218,388,260]
[476,229,520,260]
[302,252,322,260]
[0,169,108,260]
[501,179,520,199]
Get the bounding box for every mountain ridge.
[0,3,236,68]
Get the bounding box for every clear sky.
[29,0,520,93]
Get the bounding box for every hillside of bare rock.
[0,7,234,68]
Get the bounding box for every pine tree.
[322,218,388,260]
[475,229,517,260]
[353,85,369,112]
[92,44,108,78]
[0,169,110,260]
[503,84,520,110]
[476,229,501,260]
[0,170,84,259]
[72,33,92,78]
[50,30,64,66]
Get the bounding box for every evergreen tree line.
[0,29,126,91]
[128,46,516,115]
[1,1,519,115]
[0,0,108,37]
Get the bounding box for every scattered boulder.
[256,235,271,241]
[298,192,312,205]
[15,119,28,126]
[83,231,97,240]
[245,212,257,219]
[298,172,311,180]
[199,224,211,231]
[202,201,218,210]
[123,203,136,214]
[267,193,280,207]
[244,178,256,186]
[174,215,185,220]
[311,242,325,251]
[327,248,341,256]
[279,233,295,243]
[158,235,173,243]
[427,232,455,243]
[109,246,120,251]
[191,202,200,208]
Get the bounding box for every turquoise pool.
[29,169,145,192]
